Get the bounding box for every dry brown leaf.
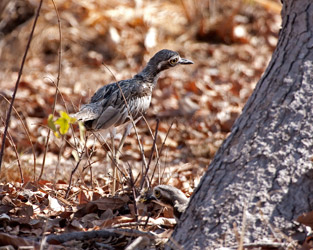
[297,211,313,229]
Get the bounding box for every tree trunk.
[169,0,313,248]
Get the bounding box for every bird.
[74,49,193,132]
[151,185,189,222]
[73,49,193,193]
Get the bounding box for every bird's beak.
[139,194,157,203]
[147,195,157,202]
[179,58,194,65]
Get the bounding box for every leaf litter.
[0,0,282,249]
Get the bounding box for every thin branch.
[141,116,159,159]
[238,202,248,250]
[81,137,94,188]
[0,118,23,182]
[42,77,80,151]
[93,132,127,180]
[0,0,43,172]
[151,120,175,185]
[45,228,156,244]
[65,136,88,199]
[147,119,159,169]
[0,94,36,181]
[112,222,157,228]
[140,119,159,190]
[127,164,138,223]
[65,159,81,199]
[38,0,62,182]
[7,130,23,182]
[53,137,65,187]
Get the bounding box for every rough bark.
[169,0,313,249]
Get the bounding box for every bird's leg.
[116,117,143,160]
[115,122,133,161]
[110,129,118,195]
[112,119,140,194]
[110,123,134,195]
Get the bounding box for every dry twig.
[0,0,43,172]
[38,0,62,182]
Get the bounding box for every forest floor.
[0,0,281,249]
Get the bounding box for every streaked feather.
[73,49,193,132]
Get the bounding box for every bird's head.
[152,185,189,208]
[148,49,193,72]
[151,185,189,221]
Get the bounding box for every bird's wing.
[94,106,128,130]
[90,79,151,106]
[74,78,152,130]
[90,82,120,103]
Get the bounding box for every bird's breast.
[129,95,152,116]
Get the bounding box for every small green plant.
[48,111,77,138]
[48,111,86,162]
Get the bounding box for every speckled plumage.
[153,185,189,221]
[73,49,193,131]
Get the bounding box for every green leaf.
[61,111,75,123]
[54,131,60,138]
[55,116,70,135]
[60,111,70,120]
[69,116,77,124]
[47,114,57,132]
[54,111,76,135]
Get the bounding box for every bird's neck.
[135,62,162,87]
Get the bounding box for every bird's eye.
[169,58,178,65]
[154,190,161,198]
